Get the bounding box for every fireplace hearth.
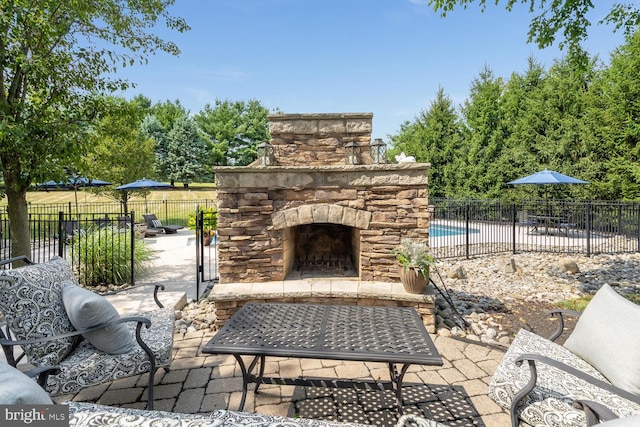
[214,113,430,284]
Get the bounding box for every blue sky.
[118,0,626,140]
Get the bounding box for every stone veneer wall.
[214,163,430,283]
[268,113,373,166]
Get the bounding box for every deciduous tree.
[0,1,188,258]
[86,96,155,212]
[428,1,640,53]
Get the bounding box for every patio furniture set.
[0,257,639,426]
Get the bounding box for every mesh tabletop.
[202,303,442,366]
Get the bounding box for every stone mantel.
[214,163,430,190]
[214,163,430,173]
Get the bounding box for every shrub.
[68,227,153,287]
[557,292,640,311]
[186,206,218,235]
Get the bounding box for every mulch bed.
[489,299,578,345]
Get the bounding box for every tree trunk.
[4,170,31,261]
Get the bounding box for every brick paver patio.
[54,329,512,426]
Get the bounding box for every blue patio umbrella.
[115,178,172,190]
[507,169,588,185]
[115,179,172,212]
[37,177,112,189]
[37,176,112,213]
[508,169,588,218]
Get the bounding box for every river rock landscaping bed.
[174,252,640,346]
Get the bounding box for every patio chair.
[0,256,175,410]
[92,217,112,229]
[488,284,640,426]
[517,211,539,234]
[143,213,184,234]
[556,212,581,236]
[62,219,86,241]
[118,215,158,238]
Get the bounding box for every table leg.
[234,355,250,411]
[254,355,266,394]
[388,363,410,414]
[233,355,264,411]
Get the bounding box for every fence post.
[465,204,470,259]
[195,204,201,300]
[57,211,64,257]
[130,211,135,286]
[164,200,168,224]
[512,203,517,254]
[586,202,592,257]
[637,204,640,253]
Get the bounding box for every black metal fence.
[19,199,217,227]
[3,198,639,281]
[429,198,640,259]
[0,211,138,286]
[0,199,216,285]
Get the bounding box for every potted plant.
[392,238,435,294]
[187,207,218,246]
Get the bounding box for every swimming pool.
[430,224,480,237]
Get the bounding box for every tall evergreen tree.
[388,87,462,198]
[194,99,270,166]
[166,116,209,185]
[140,115,170,181]
[596,31,640,199]
[460,66,507,198]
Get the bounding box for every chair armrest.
[573,400,620,426]
[546,309,582,341]
[509,353,640,426]
[24,366,62,388]
[0,316,153,367]
[153,284,166,308]
[0,316,152,347]
[0,255,34,267]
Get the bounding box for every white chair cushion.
[597,415,640,426]
[62,285,135,354]
[564,284,640,396]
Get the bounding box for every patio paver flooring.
[55,329,512,427]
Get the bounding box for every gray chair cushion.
[62,285,135,354]
[564,284,640,396]
[44,307,175,396]
[488,328,640,427]
[0,256,78,366]
[0,363,53,404]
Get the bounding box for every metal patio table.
[201,302,443,414]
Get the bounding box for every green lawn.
[1,185,217,206]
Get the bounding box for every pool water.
[430,224,480,237]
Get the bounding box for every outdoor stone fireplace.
[214,113,430,284]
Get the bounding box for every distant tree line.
[387,31,640,201]
[82,96,271,206]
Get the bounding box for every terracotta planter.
[399,267,429,294]
[203,231,216,246]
